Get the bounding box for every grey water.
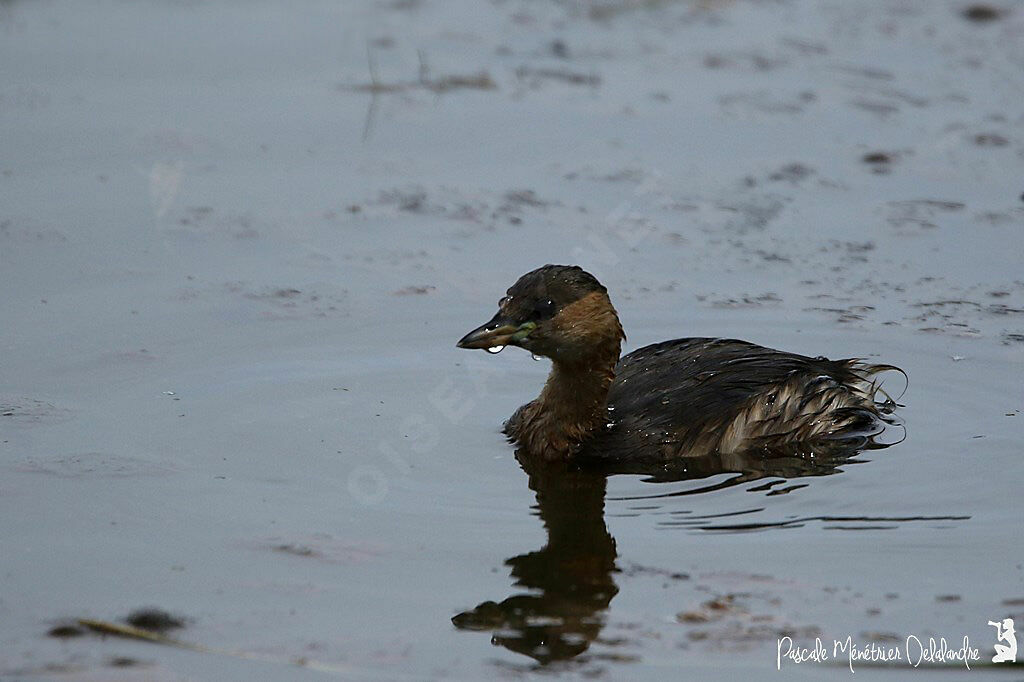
[1,0,1022,679]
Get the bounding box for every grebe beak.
[457,314,536,350]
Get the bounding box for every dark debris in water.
[704,292,782,309]
[767,163,815,184]
[220,282,346,319]
[46,608,187,643]
[273,543,320,558]
[850,98,899,117]
[260,536,385,564]
[862,151,894,173]
[13,452,176,479]
[378,187,434,214]
[719,89,816,115]
[974,133,1009,147]
[503,189,552,208]
[675,592,820,651]
[47,623,87,638]
[885,199,966,231]
[344,53,496,96]
[620,562,690,581]
[0,397,72,424]
[374,185,556,228]
[515,66,601,88]
[962,4,1004,22]
[549,39,570,59]
[676,594,746,623]
[703,51,789,72]
[124,608,186,633]
[424,72,497,94]
[393,285,436,295]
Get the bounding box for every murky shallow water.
[2,0,1022,679]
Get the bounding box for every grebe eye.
[533,298,556,320]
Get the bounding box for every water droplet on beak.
[486,345,505,354]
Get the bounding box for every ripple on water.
[10,453,178,479]
[0,396,74,425]
[598,436,968,534]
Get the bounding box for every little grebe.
[457,265,901,461]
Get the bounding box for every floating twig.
[76,618,355,676]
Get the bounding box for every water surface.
[1,0,1022,679]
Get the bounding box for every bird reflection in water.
[452,441,894,665]
[452,454,616,664]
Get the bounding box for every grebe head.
[457,264,623,364]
